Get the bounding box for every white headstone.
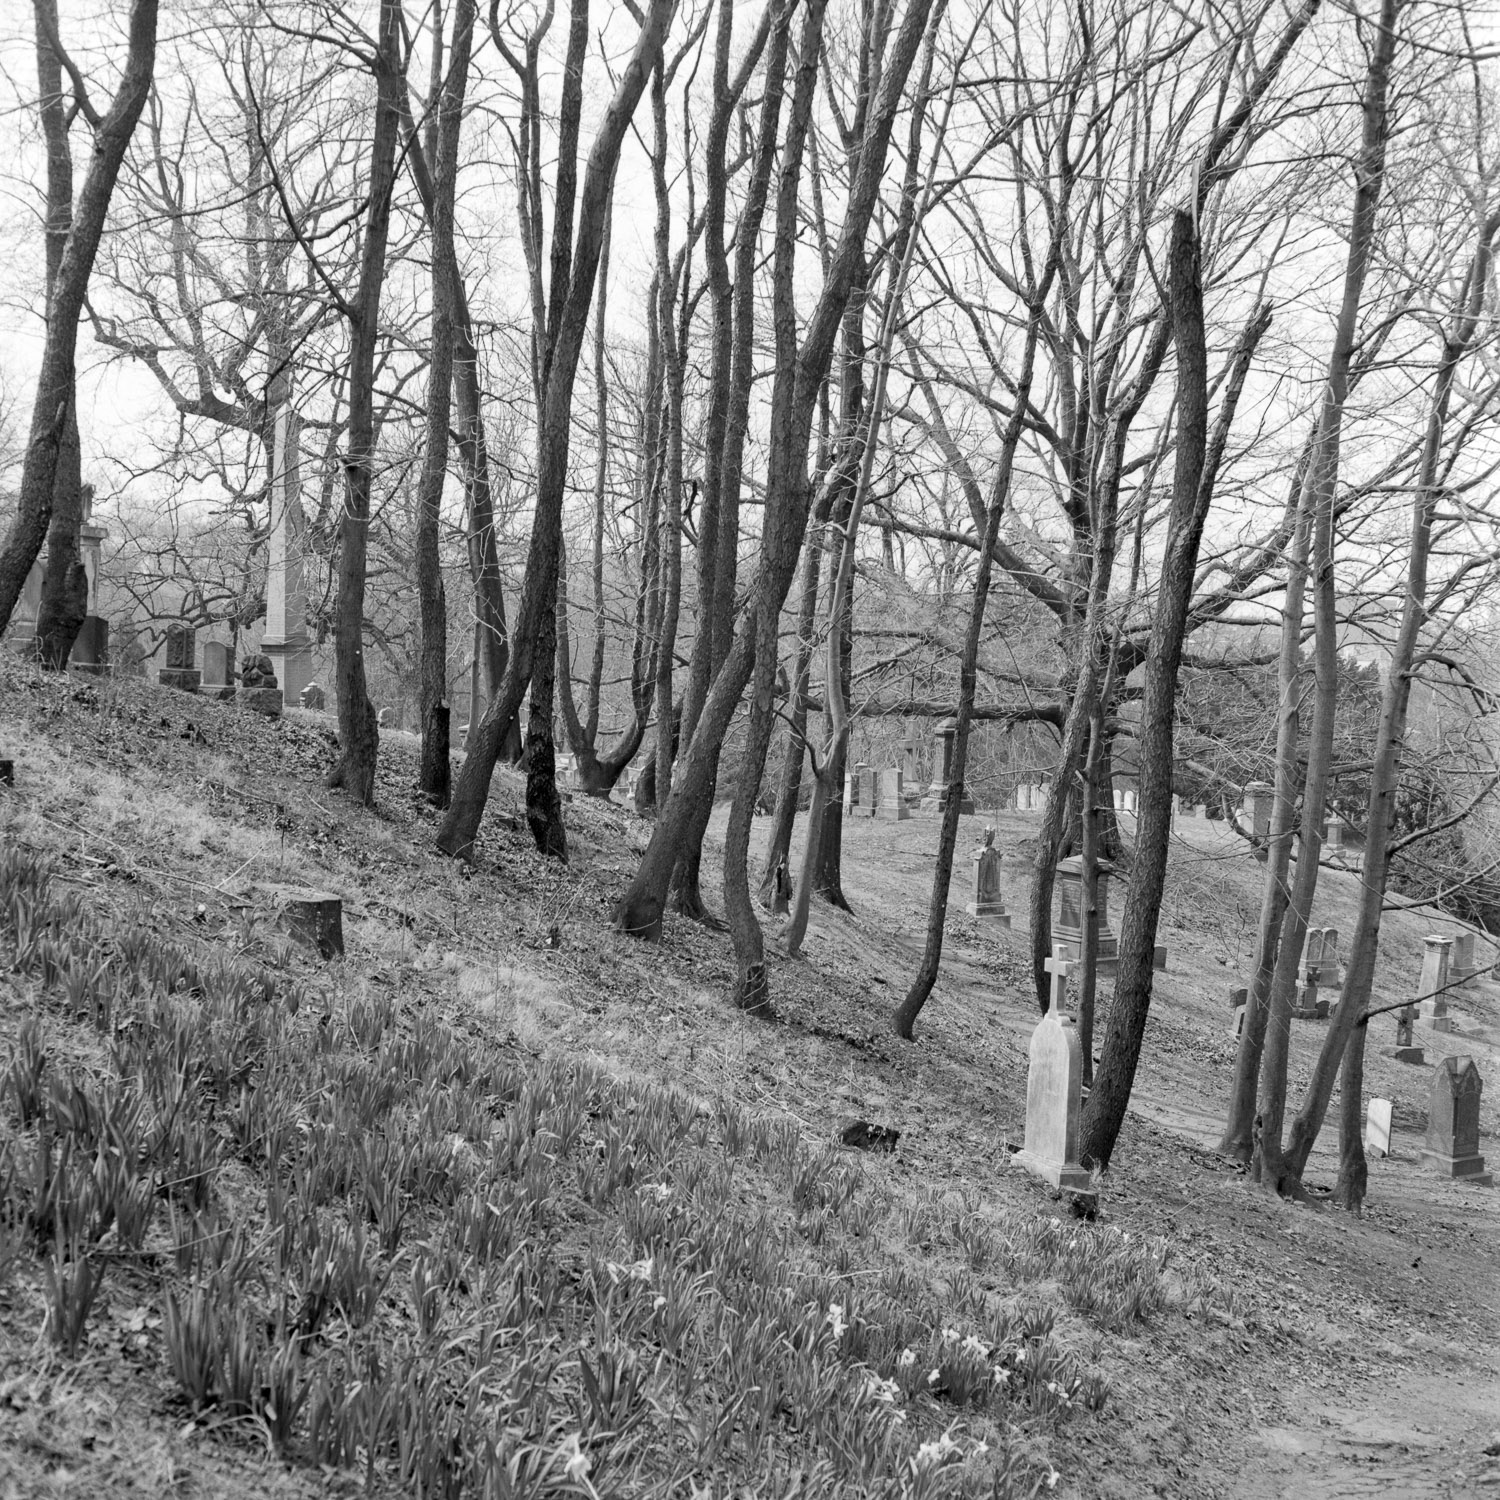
[1364,1098,1393,1159]
[1014,1011,1093,1194]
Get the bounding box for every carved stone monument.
[1417,934,1456,1033]
[1052,856,1118,977]
[1014,1008,1093,1195]
[925,717,974,814]
[237,653,283,717]
[1418,1057,1490,1185]
[965,826,1009,926]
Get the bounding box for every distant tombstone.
[71,615,109,675]
[1014,1010,1093,1195]
[1229,984,1248,1011]
[1419,1057,1491,1185]
[1292,960,1323,1021]
[1123,788,1138,815]
[898,737,920,788]
[1417,934,1456,1032]
[1016,783,1031,811]
[1244,781,1274,839]
[926,718,974,814]
[965,826,1010,927]
[1364,1098,1393,1160]
[201,641,233,687]
[1450,932,1477,985]
[378,707,395,729]
[1313,927,1341,988]
[1388,1005,1424,1066]
[1053,856,1117,975]
[237,651,282,716]
[876,768,909,821]
[1231,1004,1246,1041]
[858,764,878,818]
[164,623,196,670]
[1112,788,1125,811]
[1044,947,1071,1016]
[300,682,326,711]
[1325,815,1349,852]
[843,765,861,812]
[241,652,278,689]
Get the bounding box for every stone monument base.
[238,687,284,717]
[1419,1004,1457,1034]
[1014,1149,1094,1194]
[965,901,1011,927]
[1387,1045,1425,1065]
[876,803,910,822]
[1417,1147,1491,1186]
[158,668,201,693]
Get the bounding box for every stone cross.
[1417,934,1455,1032]
[899,737,919,787]
[1418,1057,1491,1185]
[1364,1098,1393,1159]
[1014,1009,1093,1194]
[1388,1005,1424,1066]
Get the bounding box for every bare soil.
[0,660,1497,1498]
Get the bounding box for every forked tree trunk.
[0,0,158,639]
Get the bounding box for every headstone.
[1314,927,1341,988]
[1364,1098,1393,1159]
[1417,934,1456,1032]
[1229,985,1248,1011]
[858,763,878,819]
[378,707,395,729]
[1244,781,1274,839]
[844,766,860,812]
[1325,816,1348,852]
[925,718,974,814]
[965,826,1010,927]
[201,641,233,687]
[237,653,282,717]
[1292,962,1322,1021]
[876,767,909,821]
[1418,1057,1491,1185]
[898,737,919,789]
[71,615,108,675]
[1016,783,1032,811]
[1014,1010,1093,1195]
[300,682,326,711]
[164,623,196,670]
[1388,1005,1425,1065]
[1052,856,1118,975]
[241,652,278,689]
[1231,1004,1246,1040]
[1113,788,1125,811]
[1123,788,1138,815]
[1450,932,1476,986]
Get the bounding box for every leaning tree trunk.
[0,0,158,638]
[326,0,403,806]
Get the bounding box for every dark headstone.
[280,890,344,959]
[164,623,196,670]
[158,667,202,694]
[1419,1057,1491,1185]
[72,615,109,674]
[201,641,234,687]
[238,686,283,718]
[240,652,279,690]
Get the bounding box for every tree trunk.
[0,0,158,639]
[1081,218,1269,1170]
[326,0,404,807]
[436,0,673,857]
[1255,0,1396,1195]
[414,0,475,808]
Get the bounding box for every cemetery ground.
[0,661,1496,1500]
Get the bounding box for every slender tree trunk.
[415,0,475,807]
[436,0,673,857]
[326,0,404,806]
[0,0,158,638]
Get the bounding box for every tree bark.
[325,0,404,806]
[0,0,158,639]
[436,0,674,858]
[414,0,475,808]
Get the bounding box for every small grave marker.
[1388,1005,1424,1065]
[1364,1098,1393,1159]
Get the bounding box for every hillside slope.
[0,659,1496,1499]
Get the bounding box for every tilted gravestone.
[1417,934,1456,1032]
[1364,1098,1393,1159]
[965,826,1009,927]
[1014,1008,1093,1195]
[1419,1057,1491,1185]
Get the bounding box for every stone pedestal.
[924,718,975,814]
[1417,934,1456,1032]
[158,667,201,694]
[1418,1057,1490,1185]
[1015,1009,1093,1195]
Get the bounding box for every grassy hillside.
[0,658,1496,1499]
